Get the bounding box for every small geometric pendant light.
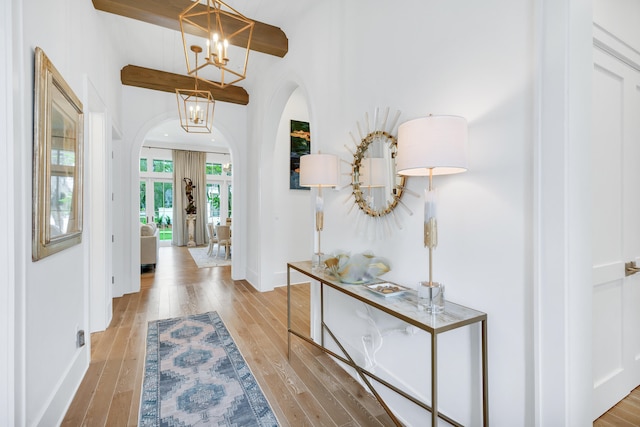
[176,45,215,133]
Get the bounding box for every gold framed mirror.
[32,47,84,260]
[351,113,406,217]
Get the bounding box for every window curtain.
[172,150,207,246]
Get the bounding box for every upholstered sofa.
[140,222,159,268]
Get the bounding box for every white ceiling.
[97,0,312,152]
[143,119,229,153]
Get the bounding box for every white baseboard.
[36,346,89,427]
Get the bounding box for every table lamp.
[300,153,339,268]
[396,115,468,311]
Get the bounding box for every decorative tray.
[363,282,411,297]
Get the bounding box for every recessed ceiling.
[144,119,230,153]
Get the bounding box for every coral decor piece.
[183,177,197,214]
[324,251,391,284]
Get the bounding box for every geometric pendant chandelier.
[179,0,254,88]
[176,45,215,133]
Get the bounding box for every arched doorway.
[123,112,247,293]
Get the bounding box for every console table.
[286,261,488,426]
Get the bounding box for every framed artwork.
[289,120,310,190]
[32,47,84,261]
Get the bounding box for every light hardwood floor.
[60,245,640,426]
[594,386,640,427]
[61,245,396,426]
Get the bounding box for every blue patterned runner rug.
[139,311,279,427]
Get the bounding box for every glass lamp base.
[418,281,445,314]
[311,252,325,271]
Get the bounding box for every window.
[206,162,222,175]
[206,183,221,224]
[153,159,173,173]
[50,145,76,236]
[140,151,174,242]
[139,181,147,223]
[153,181,173,241]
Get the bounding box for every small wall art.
[289,119,310,190]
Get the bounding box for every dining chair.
[206,223,217,256]
[215,225,231,259]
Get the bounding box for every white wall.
[259,0,530,423]
[3,0,598,425]
[594,0,640,46]
[1,1,16,425]
[13,0,123,425]
[268,88,313,288]
[242,0,592,425]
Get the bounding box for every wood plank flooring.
[61,245,396,426]
[60,245,640,426]
[594,386,640,427]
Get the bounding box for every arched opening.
[126,113,243,292]
[255,81,314,291]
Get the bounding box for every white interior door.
[592,45,640,419]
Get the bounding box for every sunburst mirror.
[347,108,409,226]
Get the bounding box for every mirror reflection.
[49,100,79,238]
[352,131,405,217]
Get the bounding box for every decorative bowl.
[324,251,391,284]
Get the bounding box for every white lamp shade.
[299,153,339,187]
[359,157,387,187]
[396,115,468,176]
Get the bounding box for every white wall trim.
[1,0,16,424]
[34,350,87,427]
[10,0,26,424]
[593,23,640,73]
[127,112,178,294]
[534,0,593,425]
[85,76,114,333]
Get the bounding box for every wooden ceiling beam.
[92,0,288,58]
[121,65,249,105]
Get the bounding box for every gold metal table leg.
[482,319,489,426]
[432,330,438,426]
[287,266,291,361]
